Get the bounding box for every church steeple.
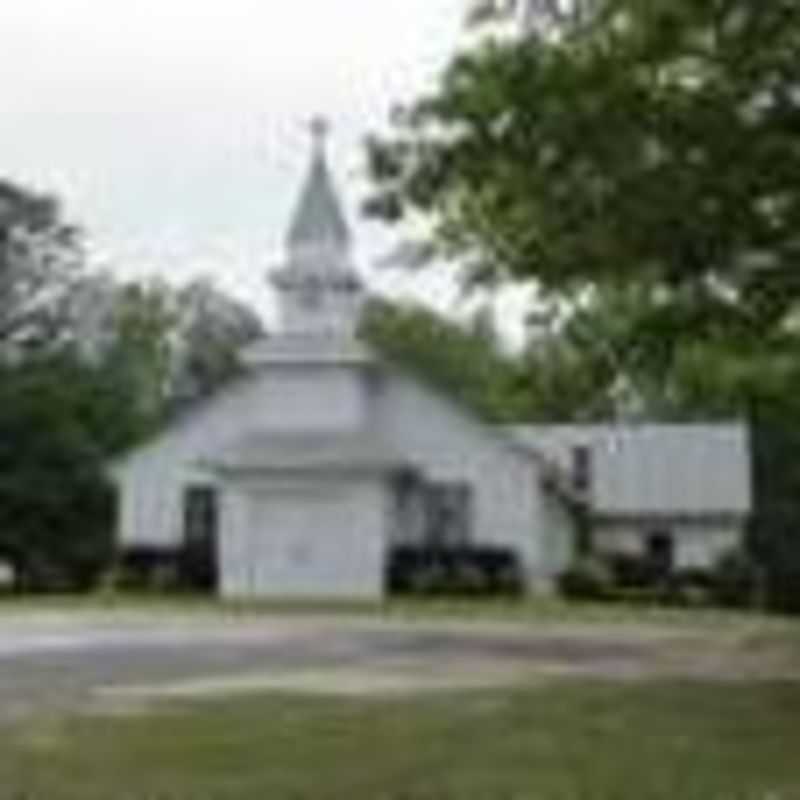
[271,119,364,338]
[287,117,351,255]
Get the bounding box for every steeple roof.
[287,117,351,251]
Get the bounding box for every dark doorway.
[571,445,592,493]
[646,529,675,577]
[181,485,219,591]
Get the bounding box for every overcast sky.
[0,0,532,335]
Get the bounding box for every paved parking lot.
[0,609,795,720]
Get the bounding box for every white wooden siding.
[112,365,372,548]
[594,520,743,569]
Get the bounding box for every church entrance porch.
[207,429,411,600]
[216,473,391,600]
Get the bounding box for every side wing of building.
[510,423,753,570]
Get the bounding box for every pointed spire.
[271,119,364,338]
[287,117,351,252]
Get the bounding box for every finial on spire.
[310,115,330,151]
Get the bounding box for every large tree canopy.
[367,0,800,340]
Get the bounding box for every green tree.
[79,275,265,426]
[514,278,800,422]
[169,278,264,414]
[361,299,524,422]
[0,183,119,589]
[0,182,267,591]
[0,180,83,360]
[367,0,800,348]
[469,0,598,32]
[0,355,117,590]
[99,278,177,430]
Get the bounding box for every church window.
[572,445,592,492]
[424,482,473,549]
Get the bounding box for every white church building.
[110,127,753,599]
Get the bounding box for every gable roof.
[109,343,544,480]
[510,423,752,518]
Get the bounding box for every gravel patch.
[0,609,797,720]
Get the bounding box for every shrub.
[387,546,524,597]
[453,561,488,594]
[559,556,614,601]
[658,568,713,608]
[94,566,125,596]
[672,567,714,590]
[113,548,183,593]
[408,562,448,595]
[752,515,800,615]
[712,549,760,609]
[765,568,800,615]
[606,553,660,589]
[491,561,525,596]
[15,557,75,594]
[663,581,709,608]
[148,563,181,593]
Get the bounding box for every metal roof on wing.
[510,423,752,517]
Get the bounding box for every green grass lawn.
[2,681,799,799]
